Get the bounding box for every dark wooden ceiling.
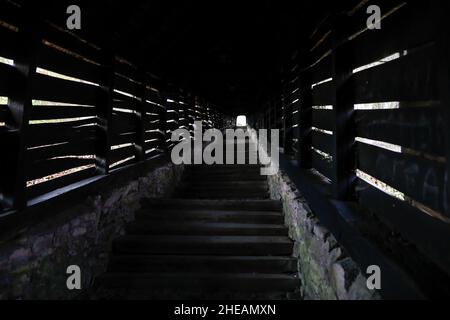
[40,0,340,114]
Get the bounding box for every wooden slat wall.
[282,51,300,155]
[349,1,450,273]
[0,1,225,212]
[310,17,334,181]
[257,0,450,281]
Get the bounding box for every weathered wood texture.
[259,0,450,281]
[0,1,224,209]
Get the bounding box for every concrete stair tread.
[126,221,288,236]
[141,199,282,211]
[96,272,300,292]
[178,194,269,200]
[136,210,284,224]
[113,235,294,255]
[108,255,298,273]
[115,235,293,243]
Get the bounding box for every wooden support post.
[298,67,312,169]
[135,71,147,162]
[95,49,115,175]
[330,14,355,200]
[188,93,195,137]
[2,4,40,209]
[159,86,170,153]
[281,87,293,155]
[434,5,450,218]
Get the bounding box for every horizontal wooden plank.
[0,0,21,30]
[312,79,334,106]
[355,106,446,156]
[312,151,333,179]
[115,58,139,82]
[146,148,164,160]
[145,130,165,141]
[114,73,141,98]
[311,40,332,70]
[284,77,300,96]
[27,119,97,148]
[111,112,136,134]
[312,131,333,156]
[352,44,439,104]
[113,91,139,106]
[310,54,332,85]
[27,138,96,163]
[28,157,94,181]
[0,105,10,123]
[0,26,19,60]
[40,22,102,63]
[144,139,162,151]
[348,1,436,70]
[113,98,137,112]
[357,142,447,214]
[30,105,96,120]
[0,61,17,96]
[167,122,180,131]
[27,167,97,199]
[37,44,102,85]
[110,145,136,164]
[33,73,99,106]
[312,108,333,131]
[144,120,161,132]
[357,180,450,275]
[111,132,136,146]
[110,157,136,171]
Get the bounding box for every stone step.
[184,174,267,182]
[113,235,294,256]
[126,221,288,236]
[95,272,300,294]
[136,209,284,224]
[179,185,268,194]
[180,181,268,189]
[177,188,269,200]
[108,255,298,274]
[141,199,282,212]
[186,165,262,174]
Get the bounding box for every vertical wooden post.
[434,4,450,218]
[188,93,195,137]
[2,3,40,209]
[281,90,288,152]
[159,85,170,154]
[330,14,355,200]
[135,71,147,162]
[298,67,312,169]
[95,49,115,175]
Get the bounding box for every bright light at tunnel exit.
[236,115,247,127]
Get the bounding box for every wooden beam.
[135,71,147,162]
[434,4,450,219]
[298,50,313,169]
[1,4,40,209]
[95,49,115,175]
[330,14,356,200]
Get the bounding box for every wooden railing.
[257,0,450,296]
[0,1,225,214]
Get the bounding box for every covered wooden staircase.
[92,141,300,299]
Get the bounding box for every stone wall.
[268,171,379,300]
[0,162,184,300]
